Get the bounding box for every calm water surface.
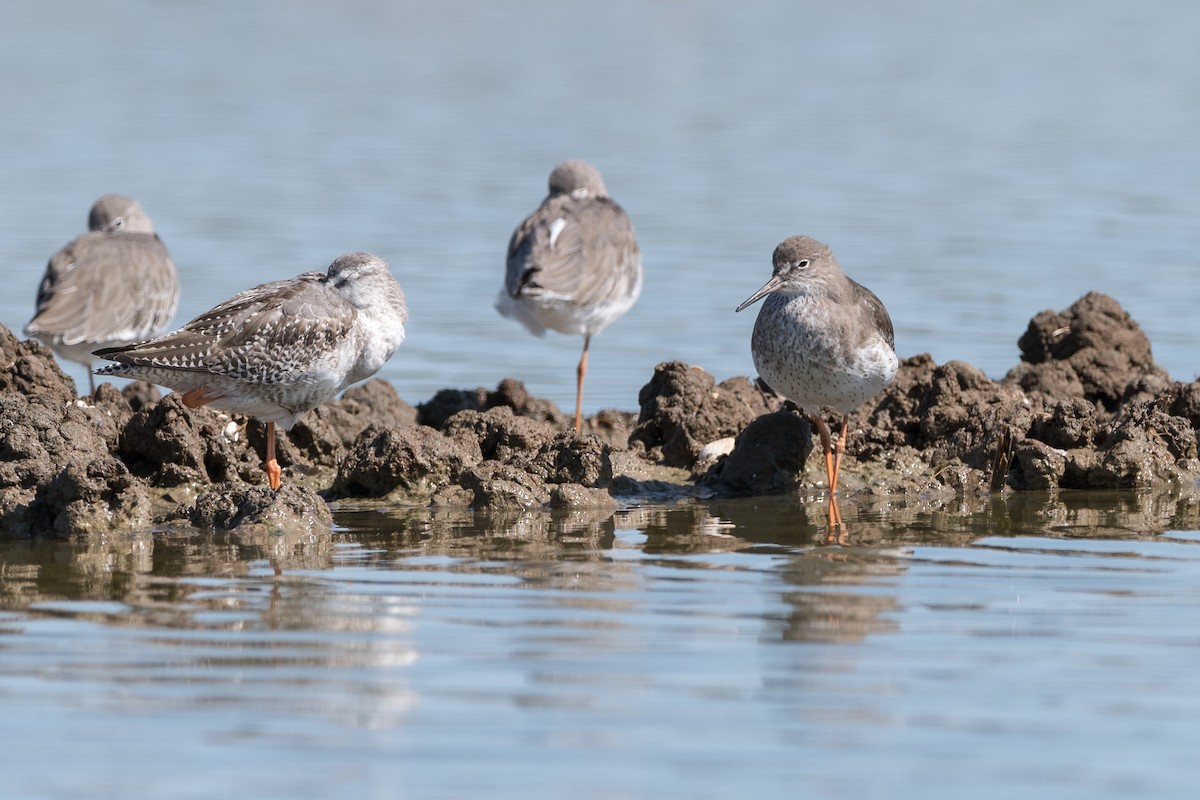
[3,1,1200,797]
[1,0,1198,408]
[4,494,1200,798]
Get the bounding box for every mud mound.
[417,378,569,430]
[333,406,615,509]
[629,361,781,468]
[0,331,151,535]
[702,410,813,495]
[188,483,333,533]
[1008,291,1171,410]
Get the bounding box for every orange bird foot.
[265,458,282,491]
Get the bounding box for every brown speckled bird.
[95,252,408,490]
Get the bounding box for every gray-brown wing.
[505,195,641,309]
[850,278,895,350]
[28,232,178,345]
[97,272,355,384]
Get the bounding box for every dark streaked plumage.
[496,160,642,431]
[24,194,179,395]
[736,235,898,496]
[95,251,408,489]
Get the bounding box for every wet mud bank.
[2,291,1199,537]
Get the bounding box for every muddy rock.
[630,361,781,468]
[1164,382,1200,431]
[458,462,552,510]
[87,383,135,450]
[188,483,333,533]
[488,378,570,426]
[7,284,1200,535]
[1008,292,1171,410]
[444,406,557,463]
[417,378,570,430]
[42,456,154,535]
[417,387,490,429]
[0,355,150,535]
[1010,401,1200,491]
[119,394,261,488]
[333,424,482,500]
[522,432,614,488]
[0,327,79,406]
[283,379,417,469]
[1029,397,1101,450]
[549,483,620,511]
[1011,439,1068,491]
[704,410,813,495]
[586,408,640,449]
[865,357,1029,469]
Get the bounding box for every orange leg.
[812,415,836,494]
[829,415,850,495]
[574,334,591,433]
[264,421,281,490]
[826,493,844,527]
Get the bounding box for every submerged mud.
[2,291,1198,536]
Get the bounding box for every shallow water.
[4,493,1200,798]
[3,1,1200,797]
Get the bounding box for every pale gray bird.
[736,236,898,496]
[24,194,179,396]
[497,160,643,432]
[95,252,408,490]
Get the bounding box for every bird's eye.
[798,260,809,268]
[109,218,125,231]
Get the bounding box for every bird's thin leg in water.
[830,414,850,494]
[574,334,591,433]
[265,421,281,491]
[813,415,836,493]
[825,494,845,543]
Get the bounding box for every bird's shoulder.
[847,278,895,350]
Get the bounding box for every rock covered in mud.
[188,483,333,533]
[119,393,263,487]
[332,423,482,499]
[417,377,569,430]
[1008,291,1171,410]
[702,410,813,495]
[866,356,1031,469]
[332,405,617,509]
[629,361,781,468]
[0,329,152,535]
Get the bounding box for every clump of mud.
[2,291,1198,537]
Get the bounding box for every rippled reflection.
[6,492,1200,798]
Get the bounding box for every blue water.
[4,498,1200,798]
[1,0,1198,411]
[3,1,1200,797]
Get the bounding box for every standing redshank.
[496,160,643,432]
[24,194,179,396]
[735,235,898,495]
[94,251,408,490]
